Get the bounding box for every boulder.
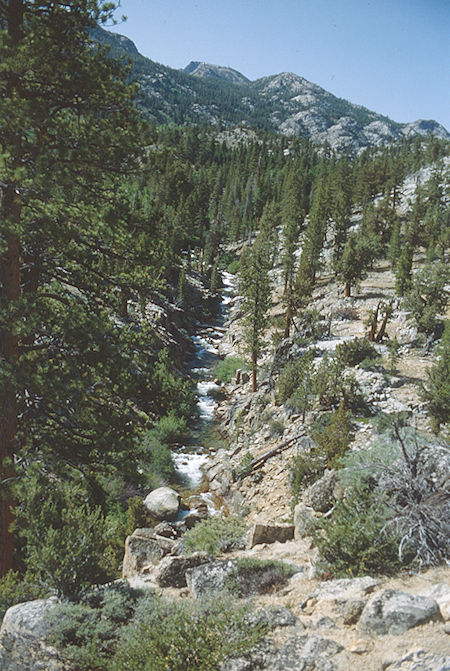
[0,598,66,671]
[220,638,278,671]
[186,560,233,598]
[304,470,337,512]
[421,583,450,622]
[246,523,295,549]
[143,486,181,521]
[122,528,175,578]
[308,576,379,604]
[384,649,450,671]
[154,553,211,588]
[247,605,300,630]
[358,589,440,636]
[270,634,343,671]
[152,521,179,539]
[333,598,366,625]
[294,503,316,538]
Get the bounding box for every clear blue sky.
[108,0,450,130]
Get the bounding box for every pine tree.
[240,232,271,392]
[422,321,450,434]
[395,243,413,296]
[0,0,145,575]
[337,231,378,297]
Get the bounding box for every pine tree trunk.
[283,298,292,339]
[344,282,351,297]
[251,350,257,393]
[0,229,21,576]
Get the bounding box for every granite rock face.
[122,528,175,577]
[0,599,67,671]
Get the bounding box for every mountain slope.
[93,27,449,151]
[184,61,250,85]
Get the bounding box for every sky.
[108,0,450,131]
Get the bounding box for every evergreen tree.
[240,231,271,392]
[422,321,450,434]
[336,231,378,297]
[0,0,146,575]
[395,242,413,296]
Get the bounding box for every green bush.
[213,356,247,384]
[141,434,176,488]
[46,583,143,671]
[314,353,368,413]
[184,515,247,556]
[17,479,112,599]
[313,401,352,468]
[226,258,240,274]
[290,452,323,503]
[126,497,152,536]
[0,571,46,623]
[225,558,297,597]
[112,595,266,671]
[276,351,315,404]
[404,261,449,334]
[313,486,412,577]
[155,412,187,444]
[359,356,383,371]
[422,320,450,433]
[335,337,378,367]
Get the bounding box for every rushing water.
[173,272,235,498]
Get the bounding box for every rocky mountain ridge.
[92,26,449,152]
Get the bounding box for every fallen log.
[235,430,307,480]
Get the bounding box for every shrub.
[335,337,378,367]
[17,479,111,599]
[112,595,266,671]
[313,401,352,468]
[276,351,315,404]
[313,485,411,577]
[141,433,175,487]
[332,306,359,321]
[235,451,254,479]
[154,412,187,443]
[340,419,450,567]
[0,571,46,623]
[225,558,297,597]
[184,515,247,556]
[227,258,240,274]
[290,452,323,503]
[126,497,152,536]
[46,583,143,671]
[314,353,368,413]
[359,356,383,371]
[213,356,247,383]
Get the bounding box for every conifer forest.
[0,3,449,670]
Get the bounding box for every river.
[172,271,235,508]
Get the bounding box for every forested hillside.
[0,2,449,670]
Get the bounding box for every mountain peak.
[184,61,249,85]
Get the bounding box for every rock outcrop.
[358,589,441,635]
[0,598,66,671]
[122,528,175,577]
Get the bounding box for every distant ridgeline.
[91,26,449,152]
